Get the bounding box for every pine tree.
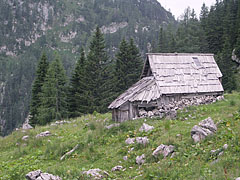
[68,48,88,117]
[85,26,109,113]
[37,55,68,125]
[29,53,49,126]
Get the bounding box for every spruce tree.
[37,55,68,125]
[127,38,143,88]
[85,26,109,113]
[218,36,237,92]
[29,53,49,126]
[68,48,88,117]
[114,38,129,95]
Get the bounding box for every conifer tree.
[68,48,88,117]
[114,38,129,95]
[218,36,237,92]
[37,55,68,125]
[29,53,49,126]
[85,26,109,113]
[127,38,143,87]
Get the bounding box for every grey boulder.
[136,137,149,146]
[136,154,145,165]
[36,131,51,138]
[83,169,109,179]
[139,123,154,132]
[26,170,61,180]
[152,144,175,158]
[191,117,217,143]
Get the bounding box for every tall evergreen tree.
[218,36,237,92]
[29,53,49,126]
[114,38,129,95]
[68,48,88,117]
[85,26,109,113]
[37,55,68,125]
[127,38,143,87]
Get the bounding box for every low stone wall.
[138,95,224,119]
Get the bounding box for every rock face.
[136,154,145,165]
[83,169,109,179]
[152,144,175,158]
[36,131,51,138]
[139,123,154,132]
[25,170,61,180]
[191,117,217,143]
[232,49,240,65]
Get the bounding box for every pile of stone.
[137,95,224,120]
[26,170,61,180]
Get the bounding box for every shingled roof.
[109,53,224,109]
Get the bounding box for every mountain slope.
[0,93,239,179]
[0,0,175,135]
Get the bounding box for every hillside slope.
[0,93,239,179]
[0,0,175,135]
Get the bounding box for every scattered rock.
[36,131,51,138]
[111,166,123,171]
[22,115,33,130]
[22,135,29,141]
[139,123,154,132]
[136,154,145,165]
[22,123,33,130]
[210,144,228,157]
[176,134,181,137]
[223,144,228,150]
[51,120,71,126]
[25,170,61,180]
[105,123,120,129]
[83,169,109,179]
[123,156,128,161]
[152,144,175,158]
[128,147,134,153]
[136,137,149,146]
[125,138,135,145]
[191,117,217,143]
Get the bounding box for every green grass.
[0,93,240,179]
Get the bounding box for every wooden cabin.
[108,53,224,122]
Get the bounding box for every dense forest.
[1,0,240,134]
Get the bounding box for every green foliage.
[37,55,68,125]
[114,38,143,97]
[1,93,240,179]
[85,27,111,113]
[67,48,88,117]
[29,53,49,126]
